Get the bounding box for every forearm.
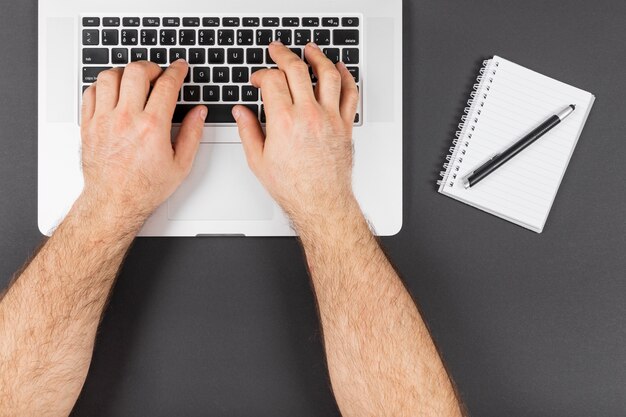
[0,195,142,417]
[299,199,463,417]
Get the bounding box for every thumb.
[174,105,206,175]
[233,105,265,173]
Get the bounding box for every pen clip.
[470,153,500,176]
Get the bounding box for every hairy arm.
[234,42,464,417]
[0,60,205,417]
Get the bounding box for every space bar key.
[173,104,258,123]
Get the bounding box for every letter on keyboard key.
[83,67,112,83]
[173,104,258,123]
[83,48,109,64]
[112,48,129,64]
[131,48,148,62]
[333,30,359,45]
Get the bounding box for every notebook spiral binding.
[437,59,499,188]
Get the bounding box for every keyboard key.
[323,48,340,64]
[160,30,176,45]
[174,104,257,123]
[313,30,330,45]
[227,48,244,64]
[102,29,119,45]
[83,48,109,64]
[223,17,240,27]
[333,30,359,45]
[121,17,139,27]
[213,67,229,83]
[303,17,320,27]
[294,30,311,45]
[150,48,167,64]
[222,86,239,101]
[342,17,359,27]
[183,17,200,27]
[130,48,148,62]
[342,48,359,64]
[184,68,191,83]
[189,48,206,64]
[83,17,100,27]
[242,85,259,101]
[103,17,120,27]
[199,29,216,45]
[282,17,299,27]
[169,48,186,63]
[275,29,292,45]
[256,29,273,45]
[322,17,339,27]
[203,86,220,101]
[246,48,263,64]
[262,17,279,27]
[290,48,302,58]
[251,66,266,74]
[121,29,138,45]
[208,48,225,64]
[83,66,111,83]
[194,67,210,83]
[243,17,260,27]
[354,113,360,123]
[202,17,220,27]
[183,86,201,101]
[82,29,99,45]
[347,66,359,82]
[260,105,266,122]
[218,29,235,45]
[163,17,180,27]
[237,30,254,45]
[112,48,128,64]
[265,49,275,65]
[141,29,158,45]
[232,67,249,83]
[143,17,160,27]
[180,29,196,45]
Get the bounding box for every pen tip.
[570,104,576,110]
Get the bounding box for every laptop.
[38,0,403,237]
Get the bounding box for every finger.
[81,84,97,124]
[337,62,359,125]
[173,105,207,175]
[233,104,265,174]
[268,41,315,103]
[304,43,342,109]
[145,59,188,122]
[118,61,163,112]
[250,69,292,117]
[95,68,124,113]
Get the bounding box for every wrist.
[293,195,370,241]
[68,192,147,240]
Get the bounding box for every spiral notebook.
[438,56,595,233]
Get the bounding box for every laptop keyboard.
[80,15,363,125]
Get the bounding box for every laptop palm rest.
[168,144,274,221]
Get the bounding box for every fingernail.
[271,40,283,46]
[175,58,187,65]
[232,106,241,121]
[199,106,208,121]
[308,42,319,49]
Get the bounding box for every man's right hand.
[233,42,360,229]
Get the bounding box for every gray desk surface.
[1,1,625,416]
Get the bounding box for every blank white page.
[439,56,595,232]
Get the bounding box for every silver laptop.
[38,0,403,237]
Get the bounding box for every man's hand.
[80,59,206,222]
[233,42,359,228]
[0,60,206,417]
[234,43,465,417]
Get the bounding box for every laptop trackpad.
[168,144,274,221]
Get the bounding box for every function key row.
[83,29,359,46]
[83,16,360,28]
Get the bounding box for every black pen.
[462,105,576,189]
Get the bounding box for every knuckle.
[287,60,307,73]
[157,74,179,89]
[323,69,341,83]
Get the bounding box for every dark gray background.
[1,0,625,416]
